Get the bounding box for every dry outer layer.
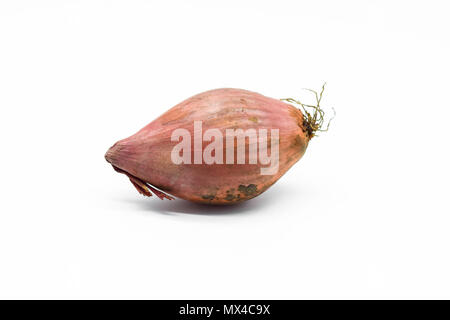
[105,88,310,204]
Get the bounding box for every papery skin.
[105,88,309,204]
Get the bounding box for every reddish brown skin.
[105,88,310,204]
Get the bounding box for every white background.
[1,0,449,299]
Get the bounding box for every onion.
[105,85,332,204]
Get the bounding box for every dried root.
[282,83,335,139]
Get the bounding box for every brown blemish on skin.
[224,188,238,201]
[225,193,235,201]
[291,134,306,154]
[238,184,258,196]
[291,135,304,149]
[248,116,258,123]
[202,194,216,200]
